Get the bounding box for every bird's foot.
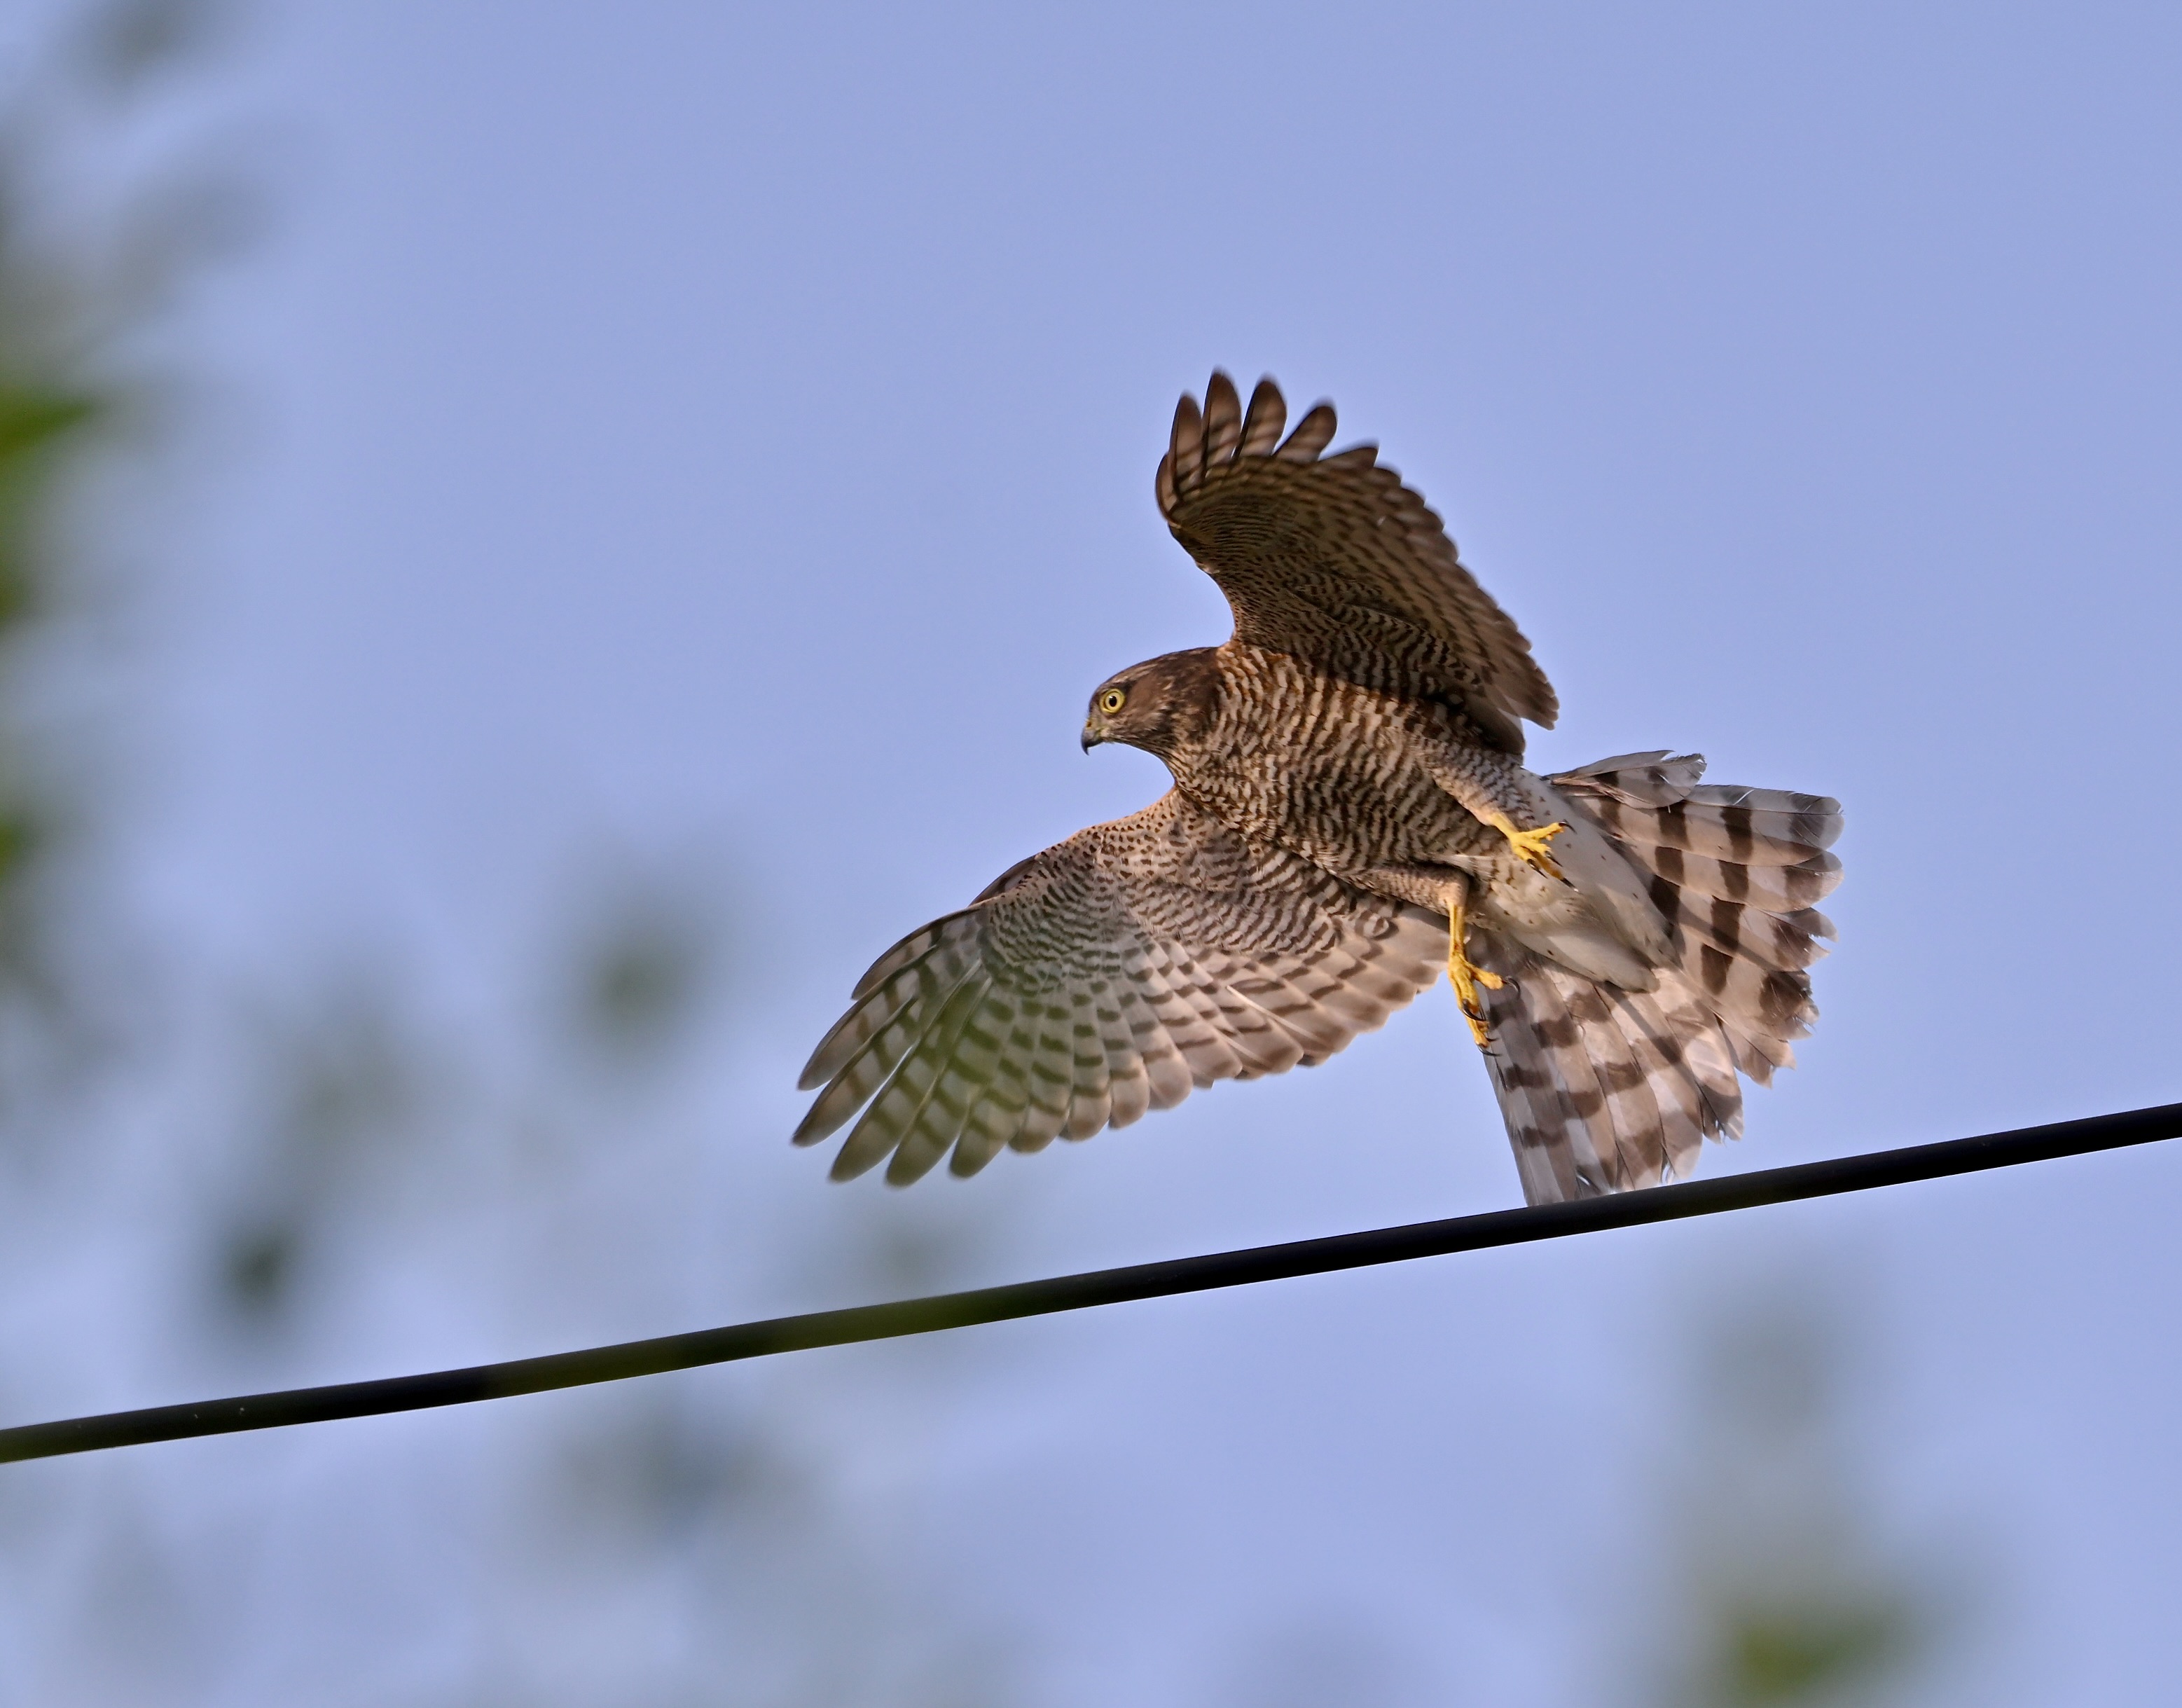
[1486,812,1568,883]
[1446,899,1503,1049]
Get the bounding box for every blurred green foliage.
[1711,1601,1915,1707]
[0,390,102,628]
[1636,1290,1956,1708]
[0,0,242,1121]
[558,865,722,1070]
[0,246,98,904]
[214,975,442,1320]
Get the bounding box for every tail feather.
[1610,984,1708,1181]
[1478,944,1732,1196]
[1563,755,1843,856]
[1670,896,1834,975]
[1559,974,1664,1180]
[1476,752,1839,1204]
[1475,937,1610,1202]
[1487,991,1589,1204]
[1620,843,1842,912]
[1648,971,1746,1141]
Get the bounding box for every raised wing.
[795,792,1445,1185]
[1157,371,1557,755]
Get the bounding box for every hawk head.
[1081,647,1220,762]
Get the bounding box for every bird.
[794,372,1841,1205]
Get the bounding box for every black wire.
[5,1101,2178,1465]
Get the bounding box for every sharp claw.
[1487,813,1568,883]
[1446,896,1501,1049]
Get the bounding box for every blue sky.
[9,4,2182,1702]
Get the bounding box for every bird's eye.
[1098,688,1126,715]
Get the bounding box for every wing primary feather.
[1169,393,1205,495]
[846,911,975,1002]
[1202,371,1242,468]
[799,939,965,1092]
[1238,377,1286,455]
[831,968,992,1181]
[948,1084,1023,1178]
[888,979,1018,1185]
[793,949,974,1146]
[1273,401,1337,462]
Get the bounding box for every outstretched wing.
[1158,371,1556,754]
[795,792,1446,1185]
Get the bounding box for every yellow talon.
[1486,812,1568,883]
[1446,895,1503,1049]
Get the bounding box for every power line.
[4,1101,2177,1465]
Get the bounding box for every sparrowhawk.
[795,373,1841,1205]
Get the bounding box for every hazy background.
[0,2,2178,1703]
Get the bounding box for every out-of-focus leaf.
[553,864,724,1073]
[1629,1285,1958,1708]
[0,387,102,464]
[1715,1599,1914,1704]
[219,1220,294,1314]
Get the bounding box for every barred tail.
[1478,752,1842,1205]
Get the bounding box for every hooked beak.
[1080,722,1102,753]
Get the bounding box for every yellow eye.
[1098,688,1126,715]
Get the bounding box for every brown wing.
[794,792,1445,1185]
[1157,371,1556,754]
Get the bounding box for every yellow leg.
[1484,811,1568,882]
[1447,893,1503,1049]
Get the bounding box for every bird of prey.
[795,373,1840,1204]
